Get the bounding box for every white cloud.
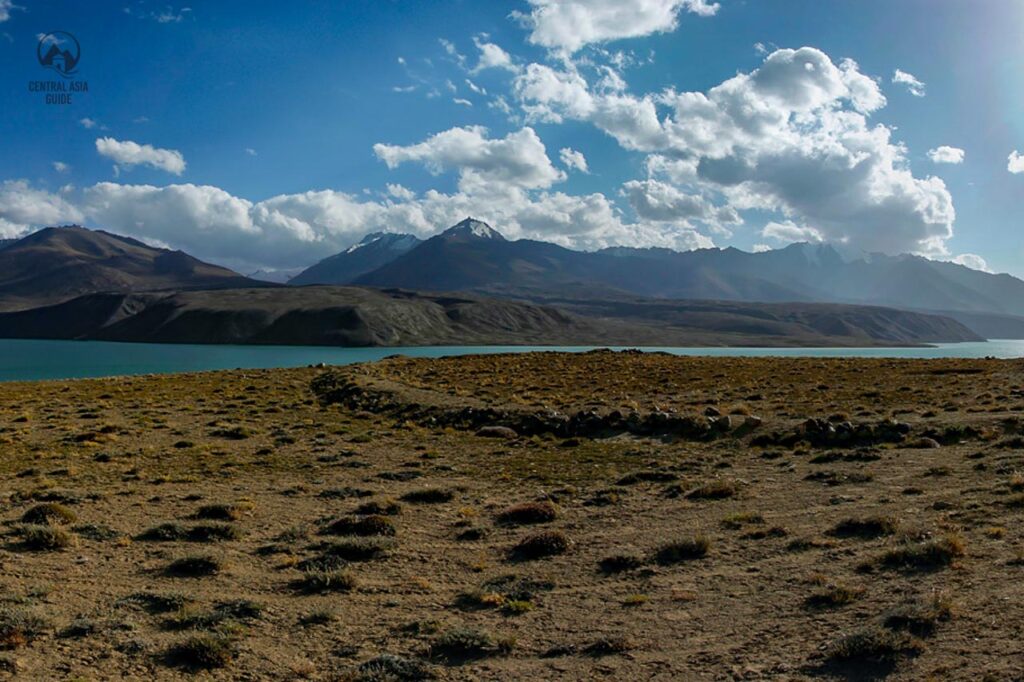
[52,161,70,173]
[79,117,100,129]
[439,38,467,68]
[73,180,712,269]
[949,253,991,273]
[516,0,718,54]
[95,137,186,175]
[559,147,589,173]
[245,148,257,157]
[472,37,517,73]
[623,179,711,222]
[892,69,925,97]
[761,220,823,244]
[516,46,955,256]
[453,98,473,107]
[927,146,964,164]
[1008,151,1024,174]
[0,0,16,22]
[386,183,416,201]
[0,180,83,237]
[154,6,191,23]
[373,126,566,190]
[751,243,772,253]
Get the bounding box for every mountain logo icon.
[37,31,80,78]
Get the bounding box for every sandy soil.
[0,351,1022,680]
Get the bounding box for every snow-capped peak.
[441,217,505,241]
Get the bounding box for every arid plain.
[0,351,1022,680]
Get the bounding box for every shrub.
[354,500,402,516]
[599,554,645,574]
[121,592,190,614]
[168,600,262,630]
[166,634,236,669]
[877,535,965,572]
[825,626,921,664]
[883,595,953,637]
[654,536,710,564]
[430,627,501,661]
[830,515,900,539]
[721,511,764,530]
[294,569,358,594]
[194,502,253,521]
[356,654,434,681]
[584,636,634,656]
[496,502,557,525]
[806,583,865,608]
[21,503,77,526]
[510,531,569,560]
[324,515,396,537]
[400,489,453,504]
[166,555,222,578]
[139,522,188,541]
[18,524,76,550]
[139,522,242,543]
[0,607,48,649]
[685,480,740,500]
[187,523,243,543]
[320,537,396,562]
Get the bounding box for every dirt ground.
[0,351,1022,680]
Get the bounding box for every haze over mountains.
[0,222,1014,346]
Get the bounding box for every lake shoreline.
[0,338,1021,383]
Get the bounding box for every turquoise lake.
[0,338,1021,382]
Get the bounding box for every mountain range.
[288,218,1024,338]
[290,232,422,286]
[0,222,1011,347]
[0,226,261,312]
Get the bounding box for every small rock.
[908,437,941,449]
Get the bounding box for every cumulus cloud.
[624,179,710,221]
[373,126,566,190]
[72,179,712,269]
[95,137,186,175]
[79,118,100,129]
[559,147,589,173]
[949,253,991,273]
[472,37,517,73]
[927,146,964,164]
[52,161,70,173]
[761,220,824,244]
[386,183,416,201]
[1008,151,1024,174]
[516,0,718,54]
[516,46,956,256]
[892,69,925,97]
[0,180,83,237]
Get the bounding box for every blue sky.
[0,0,1021,276]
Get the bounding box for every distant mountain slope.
[289,232,421,285]
[249,268,304,284]
[354,218,791,300]
[351,220,1024,333]
[0,226,261,311]
[0,238,15,250]
[0,286,981,347]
